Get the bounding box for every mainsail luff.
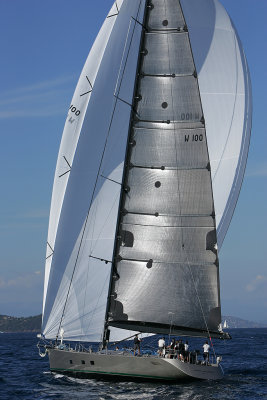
[106,0,222,338]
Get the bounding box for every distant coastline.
[0,314,266,333]
[221,315,266,329]
[0,314,41,333]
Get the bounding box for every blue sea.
[0,329,266,399]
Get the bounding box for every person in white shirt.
[203,341,210,363]
[184,341,189,362]
[158,337,165,357]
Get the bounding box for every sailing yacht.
[223,320,229,329]
[39,0,251,381]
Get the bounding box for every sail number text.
[69,105,81,116]
[185,134,204,142]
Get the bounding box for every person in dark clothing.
[133,334,141,356]
[178,339,185,361]
[168,338,176,358]
[174,340,179,358]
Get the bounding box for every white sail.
[181,0,252,249]
[223,320,229,329]
[42,0,146,341]
[43,1,121,319]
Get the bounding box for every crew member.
[158,337,165,357]
[134,334,141,356]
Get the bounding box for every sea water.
[0,329,266,399]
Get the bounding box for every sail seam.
[122,224,214,229]
[117,258,216,266]
[130,165,209,171]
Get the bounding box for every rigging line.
[55,7,143,342]
[107,2,119,19]
[101,0,146,334]
[84,273,110,336]
[179,1,222,341]
[59,156,72,177]
[177,1,218,358]
[102,7,142,173]
[79,196,98,341]
[63,155,71,169]
[89,190,120,256]
[115,1,119,14]
[114,18,134,97]
[100,174,122,186]
[46,242,54,259]
[56,292,114,331]
[114,95,133,109]
[58,170,71,178]
[89,255,112,264]
[47,242,54,252]
[165,6,215,355]
[184,251,217,359]
[131,16,148,31]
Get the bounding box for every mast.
[103,0,149,347]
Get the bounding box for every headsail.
[42,0,147,342]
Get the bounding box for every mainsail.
[107,0,221,338]
[42,0,251,342]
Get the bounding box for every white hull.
[48,349,223,381]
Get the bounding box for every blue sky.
[0,0,266,323]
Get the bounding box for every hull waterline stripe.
[50,367,179,380]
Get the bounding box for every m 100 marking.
[185,134,204,142]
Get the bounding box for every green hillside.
[0,314,41,332]
[0,314,265,333]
